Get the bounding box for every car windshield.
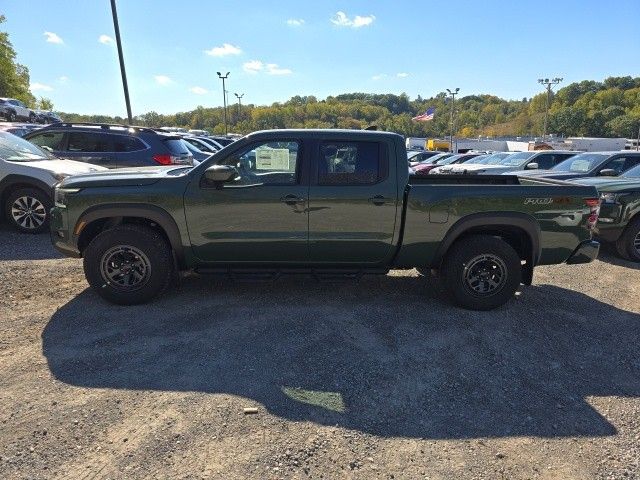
[407,151,422,160]
[437,154,463,165]
[551,153,608,172]
[622,164,640,178]
[0,131,52,162]
[498,151,536,166]
[464,154,487,163]
[475,152,512,165]
[421,153,450,164]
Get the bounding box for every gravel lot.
[1,225,639,479]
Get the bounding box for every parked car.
[182,140,210,164]
[51,129,599,310]
[0,98,36,123]
[182,136,220,154]
[407,150,442,166]
[24,123,194,168]
[410,152,453,175]
[209,136,235,147]
[573,163,640,261]
[471,152,516,165]
[441,150,577,175]
[511,151,640,180]
[429,153,487,174]
[0,131,106,233]
[34,110,62,124]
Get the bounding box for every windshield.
[475,152,512,165]
[622,164,640,178]
[498,151,536,166]
[407,151,421,160]
[464,154,487,163]
[551,153,608,172]
[0,131,52,162]
[421,153,450,164]
[437,154,463,165]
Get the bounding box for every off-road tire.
[5,187,51,233]
[83,225,174,305]
[615,217,640,262]
[441,235,522,311]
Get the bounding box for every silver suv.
[0,98,36,123]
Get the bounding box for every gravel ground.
[0,225,639,479]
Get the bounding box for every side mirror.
[203,165,237,184]
[525,162,539,170]
[598,169,618,177]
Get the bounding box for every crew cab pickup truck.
[50,129,600,310]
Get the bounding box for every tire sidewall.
[83,226,173,305]
[443,236,522,311]
[5,187,51,234]
[621,219,640,262]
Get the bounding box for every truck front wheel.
[441,235,522,311]
[83,225,174,305]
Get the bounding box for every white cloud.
[286,18,305,26]
[58,76,69,84]
[243,60,264,74]
[266,64,292,75]
[204,43,242,57]
[397,72,409,78]
[43,31,63,44]
[189,86,208,95]
[331,11,375,28]
[30,83,53,92]
[372,74,387,81]
[98,34,114,45]
[154,75,173,86]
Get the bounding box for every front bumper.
[49,206,81,258]
[565,240,600,265]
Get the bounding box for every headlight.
[52,172,69,182]
[54,187,80,208]
[599,192,619,204]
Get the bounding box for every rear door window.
[67,132,112,152]
[114,136,146,152]
[318,141,386,185]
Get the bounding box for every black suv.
[24,123,193,168]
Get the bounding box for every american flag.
[412,107,435,122]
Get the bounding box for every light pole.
[110,0,132,124]
[446,88,459,152]
[217,71,230,135]
[538,77,563,140]
[234,93,244,117]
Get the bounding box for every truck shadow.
[42,274,640,440]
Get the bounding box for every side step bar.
[193,267,389,283]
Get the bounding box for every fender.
[75,203,185,266]
[432,211,541,267]
[0,175,55,201]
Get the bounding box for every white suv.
[0,131,106,233]
[0,98,36,123]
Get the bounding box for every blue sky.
[3,0,639,115]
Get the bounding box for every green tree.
[0,15,35,105]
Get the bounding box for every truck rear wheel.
[441,235,522,311]
[615,217,640,262]
[83,225,174,305]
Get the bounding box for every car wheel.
[28,113,36,123]
[8,111,16,122]
[615,217,640,262]
[83,225,174,305]
[441,235,522,311]
[5,187,51,234]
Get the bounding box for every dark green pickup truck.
[51,129,601,310]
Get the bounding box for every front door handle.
[280,194,306,205]
[368,195,386,206]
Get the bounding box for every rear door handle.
[280,194,306,205]
[368,195,386,206]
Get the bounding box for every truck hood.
[572,177,640,192]
[58,165,189,188]
[16,158,107,177]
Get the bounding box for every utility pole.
[110,0,132,124]
[446,88,459,152]
[537,77,563,140]
[234,93,244,116]
[217,72,230,135]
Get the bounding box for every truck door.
[183,139,309,263]
[308,139,399,264]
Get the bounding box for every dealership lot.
[0,226,638,479]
